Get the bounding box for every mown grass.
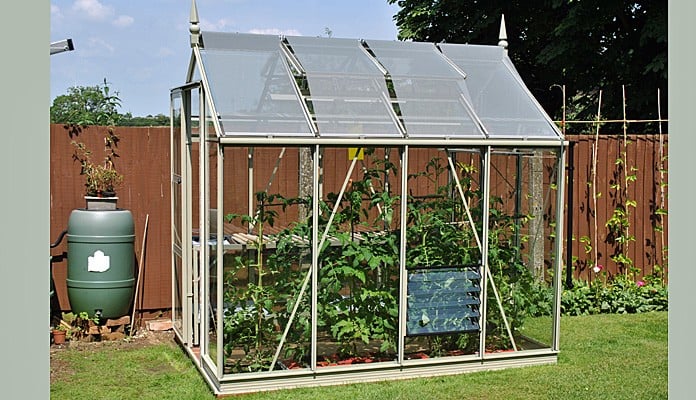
[50,340,212,400]
[50,312,667,400]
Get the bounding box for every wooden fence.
[50,124,172,321]
[565,133,668,281]
[49,124,668,319]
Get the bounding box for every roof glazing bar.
[280,37,305,75]
[458,93,490,139]
[360,39,408,137]
[192,46,224,137]
[435,43,468,79]
[280,38,318,136]
[360,39,389,75]
[219,136,569,147]
[381,90,408,138]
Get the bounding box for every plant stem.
[656,88,666,283]
[591,91,602,273]
[621,85,631,278]
[256,213,264,351]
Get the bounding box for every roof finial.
[498,14,508,51]
[190,0,201,47]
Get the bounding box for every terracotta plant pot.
[53,329,67,345]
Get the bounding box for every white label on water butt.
[88,250,110,272]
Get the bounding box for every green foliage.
[561,275,668,316]
[387,0,667,132]
[69,126,124,196]
[56,311,99,340]
[312,154,401,357]
[605,139,638,276]
[51,79,170,127]
[222,193,292,372]
[118,113,170,127]
[220,151,557,369]
[51,79,122,126]
[54,78,125,196]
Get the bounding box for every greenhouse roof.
[190,31,562,141]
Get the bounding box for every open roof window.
[364,39,485,138]
[285,36,402,137]
[198,32,313,136]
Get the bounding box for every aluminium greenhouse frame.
[171,2,567,396]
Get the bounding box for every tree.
[51,80,172,127]
[118,113,169,127]
[387,0,667,132]
[50,79,122,126]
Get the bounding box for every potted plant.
[70,127,124,210]
[52,325,68,345]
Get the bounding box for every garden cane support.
[130,214,149,336]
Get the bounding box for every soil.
[49,329,176,385]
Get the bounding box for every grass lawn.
[50,312,667,399]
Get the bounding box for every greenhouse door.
[171,84,201,348]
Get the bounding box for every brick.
[146,319,173,331]
[105,316,131,327]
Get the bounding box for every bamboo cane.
[592,91,602,272]
[130,214,149,336]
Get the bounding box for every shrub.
[561,275,668,316]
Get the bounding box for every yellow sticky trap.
[348,148,364,160]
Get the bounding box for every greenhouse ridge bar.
[171,1,567,395]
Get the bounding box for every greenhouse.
[170,4,567,396]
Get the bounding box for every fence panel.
[49,125,669,317]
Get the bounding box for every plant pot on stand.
[85,195,119,211]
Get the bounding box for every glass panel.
[220,146,312,375]
[171,91,184,334]
[190,54,201,84]
[286,36,401,137]
[191,88,201,139]
[189,89,201,348]
[404,148,483,358]
[365,40,483,138]
[172,93,183,249]
[439,44,561,139]
[172,91,183,170]
[315,147,400,366]
[172,254,184,335]
[484,148,559,354]
[199,32,312,136]
[206,138,219,369]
